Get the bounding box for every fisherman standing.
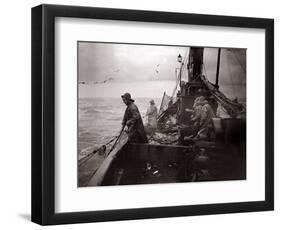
[145,99,158,134]
[121,93,148,143]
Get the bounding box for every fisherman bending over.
[196,96,215,140]
[191,97,203,121]
[185,96,215,141]
[121,93,148,143]
[190,96,203,134]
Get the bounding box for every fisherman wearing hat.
[196,96,215,140]
[190,96,204,134]
[191,96,204,122]
[145,99,158,135]
[121,93,148,143]
[185,96,215,141]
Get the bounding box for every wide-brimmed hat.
[197,96,208,105]
[149,99,155,105]
[121,93,134,102]
[193,96,207,107]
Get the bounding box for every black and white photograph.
[29,3,274,226]
[78,42,246,187]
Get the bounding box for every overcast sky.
[78,42,246,99]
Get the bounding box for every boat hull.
[100,141,246,186]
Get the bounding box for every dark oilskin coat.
[122,102,148,143]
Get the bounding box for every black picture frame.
[31,4,274,225]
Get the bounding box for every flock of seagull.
[79,64,161,85]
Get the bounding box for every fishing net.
[148,131,179,145]
[157,92,178,133]
[158,92,173,116]
[200,75,246,118]
[78,134,119,166]
[144,91,180,144]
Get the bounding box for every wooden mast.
[215,48,221,89]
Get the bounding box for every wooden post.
[215,48,221,88]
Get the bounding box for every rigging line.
[183,48,188,64]
[183,47,189,63]
[78,135,118,166]
[106,128,125,157]
[172,49,188,98]
[180,47,189,82]
[202,63,212,88]
[202,54,211,83]
[169,47,190,99]
[203,63,207,79]
[171,69,178,98]
[183,47,190,72]
[159,91,166,116]
[171,64,181,98]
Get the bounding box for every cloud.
[78,42,187,83]
[78,42,246,99]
